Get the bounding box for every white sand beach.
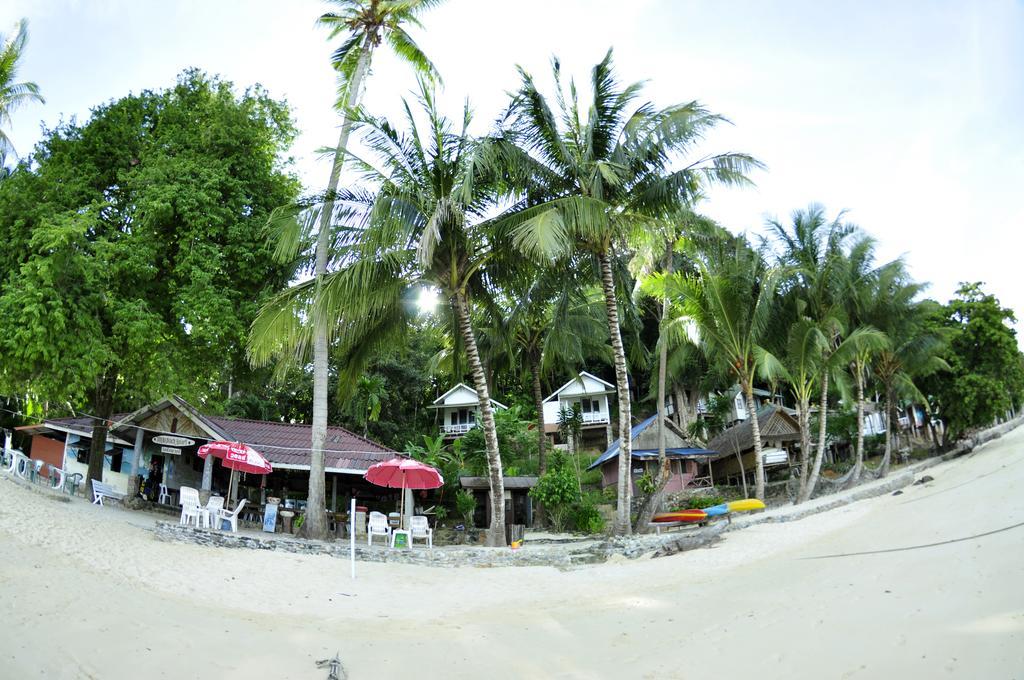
[3,427,1024,679]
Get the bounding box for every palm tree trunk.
[453,291,506,547]
[635,251,672,531]
[795,398,811,503]
[879,392,894,477]
[530,354,547,475]
[598,250,633,535]
[307,42,372,541]
[800,370,830,503]
[744,382,766,500]
[673,387,684,429]
[851,363,865,484]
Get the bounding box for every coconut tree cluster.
[241,2,1024,541]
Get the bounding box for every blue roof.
[586,414,715,469]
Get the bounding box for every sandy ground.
[2,428,1024,679]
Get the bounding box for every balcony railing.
[687,475,714,489]
[580,412,609,425]
[441,422,475,435]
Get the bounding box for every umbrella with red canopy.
[364,457,443,529]
[198,440,273,507]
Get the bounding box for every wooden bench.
[91,481,125,506]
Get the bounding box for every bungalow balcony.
[441,422,476,436]
[580,411,610,426]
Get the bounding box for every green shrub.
[675,494,725,510]
[822,460,853,474]
[570,500,605,534]
[579,465,603,488]
[530,452,581,532]
[635,471,656,495]
[455,489,476,525]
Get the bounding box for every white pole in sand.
[350,497,356,580]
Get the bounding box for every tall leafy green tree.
[924,283,1023,440]
[0,19,44,163]
[496,50,759,533]
[0,71,300,495]
[284,0,443,540]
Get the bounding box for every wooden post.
[331,474,337,513]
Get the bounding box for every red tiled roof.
[24,405,397,473]
[202,416,397,471]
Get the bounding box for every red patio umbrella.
[364,457,443,529]
[198,441,273,507]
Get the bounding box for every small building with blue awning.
[587,414,719,493]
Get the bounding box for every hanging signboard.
[145,432,203,461]
[152,435,196,448]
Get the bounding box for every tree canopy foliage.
[923,283,1024,439]
[0,70,300,418]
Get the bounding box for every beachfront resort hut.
[587,414,718,493]
[541,371,616,451]
[19,395,398,512]
[428,384,508,439]
[707,405,801,487]
[458,475,537,530]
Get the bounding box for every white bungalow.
[428,383,507,438]
[542,371,616,450]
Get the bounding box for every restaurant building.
[19,395,398,510]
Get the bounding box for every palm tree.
[498,273,608,475]
[252,85,512,545]
[0,19,44,161]
[769,317,825,500]
[346,374,387,436]
[766,206,888,502]
[632,212,743,529]
[665,237,781,500]
[495,50,760,533]
[838,239,894,485]
[270,1,441,539]
[868,275,948,476]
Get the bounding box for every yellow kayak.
[727,499,766,512]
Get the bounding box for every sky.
[3,0,1023,335]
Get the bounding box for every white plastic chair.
[205,496,225,529]
[30,459,45,483]
[178,486,202,527]
[15,454,31,480]
[48,465,66,491]
[216,499,248,533]
[367,511,391,546]
[157,483,172,506]
[410,515,433,549]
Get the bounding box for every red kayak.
[652,509,707,523]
